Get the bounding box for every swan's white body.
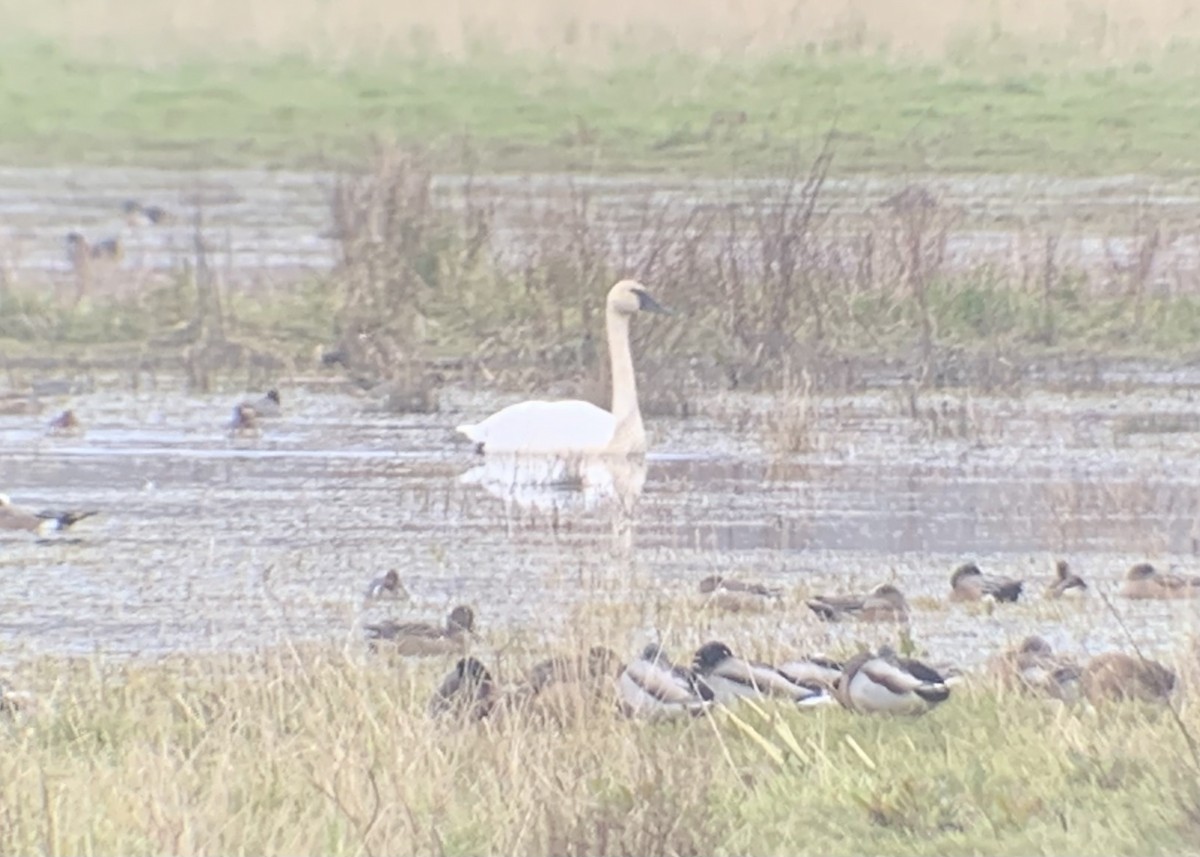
[456,280,666,456]
[458,400,616,454]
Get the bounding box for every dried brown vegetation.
[318,141,1200,404]
[10,0,1200,61]
[6,139,1200,404]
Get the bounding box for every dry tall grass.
[3,0,1199,62]
[314,142,1200,402]
[2,633,1199,855]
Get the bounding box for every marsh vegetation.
[5,2,1200,854]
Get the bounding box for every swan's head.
[607,280,669,317]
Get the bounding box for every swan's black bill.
[634,289,672,315]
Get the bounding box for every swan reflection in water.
[458,453,647,516]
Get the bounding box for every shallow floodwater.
[3,167,1200,293]
[2,377,1199,672]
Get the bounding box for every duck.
[835,646,951,715]
[691,641,830,706]
[521,646,621,696]
[47,409,84,437]
[1081,652,1176,705]
[617,643,713,719]
[508,646,621,723]
[1120,563,1200,599]
[1046,559,1087,599]
[698,575,783,612]
[364,569,408,601]
[456,280,669,455]
[66,232,123,267]
[0,678,35,717]
[239,389,281,419]
[805,583,910,622]
[427,657,496,721]
[949,562,1023,603]
[122,200,173,226]
[227,404,261,437]
[0,494,98,534]
[881,184,938,213]
[776,655,844,691]
[0,393,41,416]
[364,605,476,656]
[988,635,1081,702]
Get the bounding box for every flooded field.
[4,166,1200,294]
[2,373,1199,673]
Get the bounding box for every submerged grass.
[2,643,1198,855]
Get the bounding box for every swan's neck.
[606,308,645,452]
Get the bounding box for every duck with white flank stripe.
[0,494,98,535]
[617,644,713,720]
[835,646,951,715]
[691,641,832,706]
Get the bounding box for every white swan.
[456,280,668,455]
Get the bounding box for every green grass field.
[2,27,1200,174]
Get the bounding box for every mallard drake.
[988,635,1081,701]
[1081,652,1176,704]
[365,605,476,656]
[1120,563,1200,600]
[1046,559,1087,599]
[697,575,783,612]
[364,569,408,601]
[776,655,844,690]
[806,583,910,622]
[691,641,830,706]
[949,562,1023,603]
[617,644,713,719]
[835,646,951,715]
[427,657,496,721]
[0,494,98,534]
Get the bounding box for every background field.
[2,0,1200,173]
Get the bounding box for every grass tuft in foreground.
[2,642,1198,855]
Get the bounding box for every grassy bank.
[2,641,1198,856]
[1,42,1198,175]
[3,8,1200,174]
